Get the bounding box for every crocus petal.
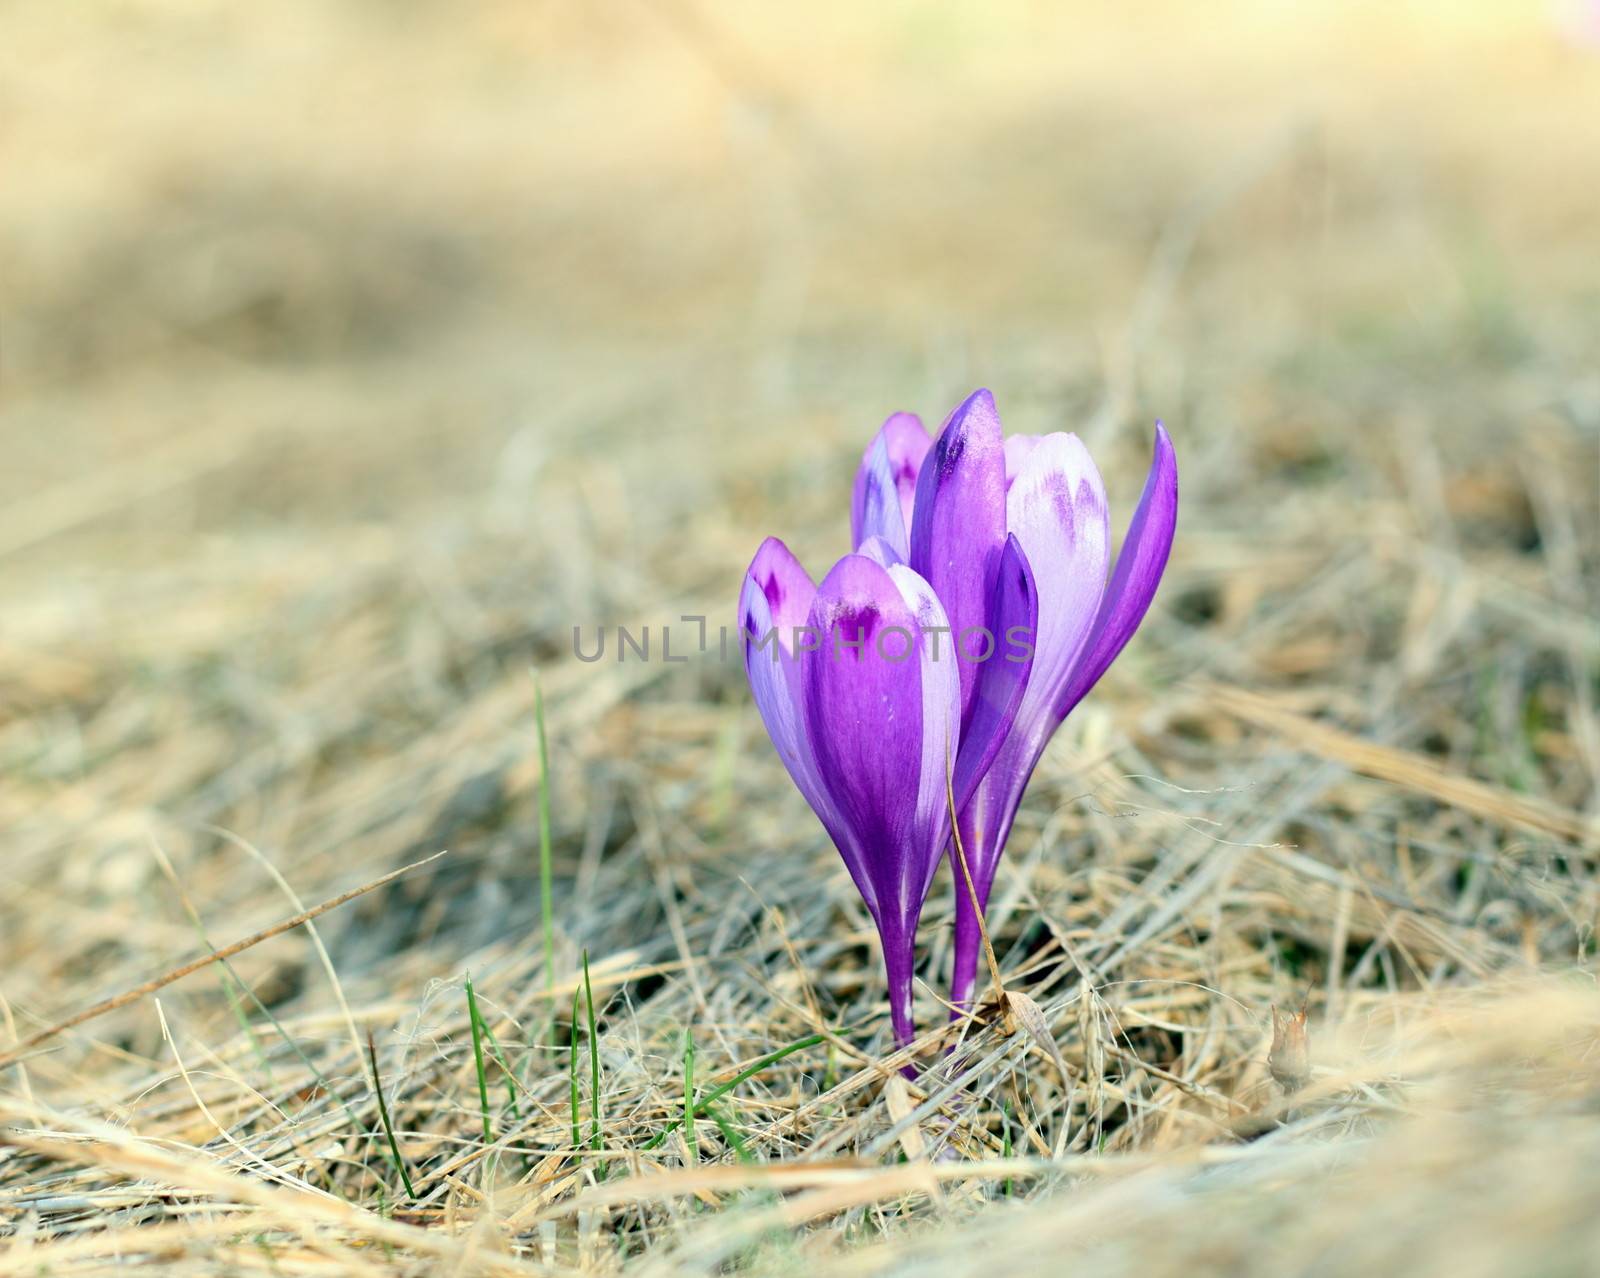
[1002,433,1045,493]
[801,555,943,919]
[950,533,1037,811]
[851,412,931,560]
[1053,422,1178,719]
[855,534,904,570]
[801,554,955,1053]
[883,562,960,882]
[950,426,1177,1011]
[746,535,818,647]
[946,436,1107,1008]
[739,539,832,834]
[1004,432,1110,742]
[908,389,1008,734]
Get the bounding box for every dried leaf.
[1269,1004,1310,1095]
[1007,990,1070,1087]
[883,1075,929,1163]
[883,1075,943,1204]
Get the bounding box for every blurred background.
[2,1,1598,1270]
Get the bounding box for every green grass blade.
[532,670,555,996]
[149,837,270,1075]
[704,1102,754,1163]
[642,1032,825,1151]
[479,1018,522,1122]
[464,972,494,1149]
[682,1027,696,1162]
[569,988,583,1152]
[582,951,603,1167]
[365,1030,417,1200]
[1002,1100,1014,1198]
[182,914,267,1067]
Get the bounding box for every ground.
[2,3,1598,1275]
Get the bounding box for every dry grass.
[3,2,1598,1274]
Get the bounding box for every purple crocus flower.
[850,391,1178,1010]
[852,395,1042,821]
[739,528,1034,1054]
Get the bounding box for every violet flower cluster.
[739,389,1177,1052]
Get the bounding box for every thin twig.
[0,851,447,1068]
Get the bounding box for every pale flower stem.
[945,752,1004,999]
